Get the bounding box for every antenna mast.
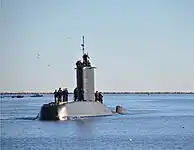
[81,36,85,55]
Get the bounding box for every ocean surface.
[1,94,194,150]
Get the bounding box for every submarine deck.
[39,101,113,120]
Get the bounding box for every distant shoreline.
[1,92,194,95]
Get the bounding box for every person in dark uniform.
[74,87,78,101]
[65,88,68,102]
[62,89,65,102]
[62,88,68,102]
[54,89,58,103]
[95,91,98,101]
[80,88,84,101]
[87,60,91,66]
[98,92,103,103]
[76,60,82,68]
[58,88,62,102]
[83,53,90,66]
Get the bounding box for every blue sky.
[0,0,194,92]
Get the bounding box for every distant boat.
[17,95,24,98]
[30,94,43,97]
[12,95,24,98]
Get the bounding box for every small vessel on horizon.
[12,95,24,98]
[30,93,43,97]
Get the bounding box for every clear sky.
[0,0,194,92]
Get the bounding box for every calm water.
[1,94,194,150]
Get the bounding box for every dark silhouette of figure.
[62,89,65,102]
[65,88,68,102]
[98,92,103,103]
[74,87,78,101]
[54,89,58,103]
[58,88,62,102]
[76,88,84,101]
[95,91,98,101]
[79,88,84,101]
[62,88,68,102]
[82,53,90,66]
[76,60,82,68]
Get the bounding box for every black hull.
[39,103,59,120]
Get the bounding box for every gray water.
[1,94,194,150]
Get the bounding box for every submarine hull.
[39,101,113,121]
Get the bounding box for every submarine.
[39,36,116,121]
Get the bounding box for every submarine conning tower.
[38,36,114,121]
[75,36,96,102]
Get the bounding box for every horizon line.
[1,91,194,94]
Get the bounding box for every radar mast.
[81,36,85,55]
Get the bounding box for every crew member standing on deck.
[81,88,84,101]
[54,89,58,103]
[58,88,62,102]
[83,53,90,66]
[63,88,68,102]
[74,87,78,101]
[98,92,103,103]
[95,91,98,101]
[62,89,66,102]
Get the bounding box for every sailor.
[98,92,103,103]
[58,88,62,102]
[86,59,91,66]
[63,88,68,102]
[74,87,78,101]
[95,91,98,101]
[83,53,90,66]
[62,88,68,102]
[62,89,66,102]
[54,89,58,103]
[80,88,84,101]
[76,60,82,68]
